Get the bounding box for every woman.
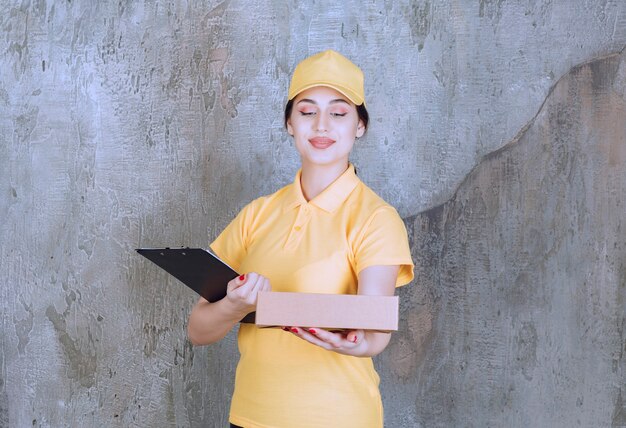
[187,50,414,428]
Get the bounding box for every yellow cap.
[288,50,365,106]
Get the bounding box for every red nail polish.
[291,328,299,334]
[309,329,316,334]
[239,274,245,281]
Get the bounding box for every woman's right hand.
[224,272,271,318]
[188,272,270,346]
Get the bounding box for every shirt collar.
[284,164,360,213]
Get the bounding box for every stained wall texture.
[1,1,625,427]
[380,48,626,427]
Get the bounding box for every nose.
[314,112,328,132]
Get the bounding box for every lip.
[309,136,335,149]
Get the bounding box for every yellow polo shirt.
[210,164,414,428]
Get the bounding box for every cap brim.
[288,82,365,106]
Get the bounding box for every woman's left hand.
[282,265,401,357]
[284,326,367,356]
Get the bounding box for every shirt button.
[294,226,301,231]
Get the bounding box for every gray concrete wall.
[380,48,626,427]
[1,1,625,427]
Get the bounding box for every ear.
[356,119,365,138]
[287,118,294,136]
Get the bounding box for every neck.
[300,161,349,201]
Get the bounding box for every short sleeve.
[353,206,415,287]
[209,200,258,272]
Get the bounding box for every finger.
[248,276,268,304]
[242,272,258,287]
[260,278,271,293]
[296,327,346,350]
[302,327,344,349]
[233,273,260,298]
[251,276,267,295]
[345,330,364,345]
[228,273,248,292]
[288,326,314,339]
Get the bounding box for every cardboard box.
[255,291,399,331]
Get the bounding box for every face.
[287,86,365,170]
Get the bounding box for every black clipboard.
[136,247,255,323]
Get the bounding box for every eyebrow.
[296,98,350,106]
